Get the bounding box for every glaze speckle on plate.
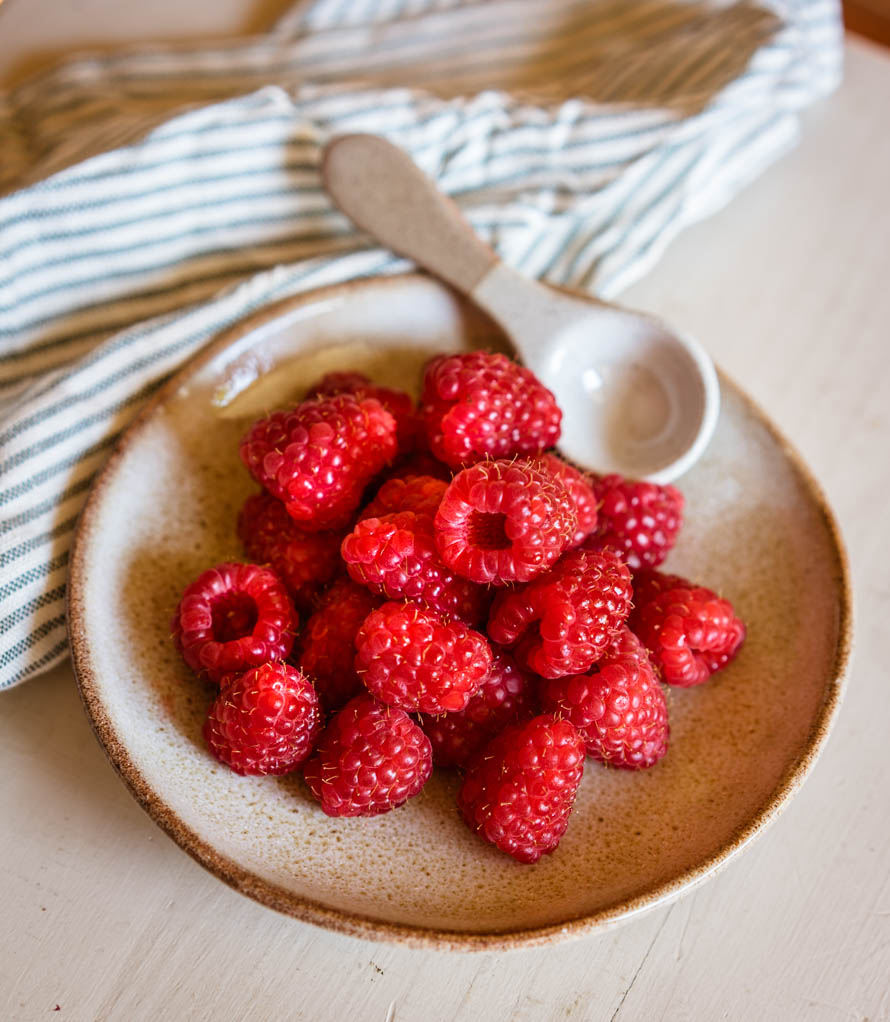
[68,275,851,949]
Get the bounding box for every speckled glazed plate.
[68,274,851,950]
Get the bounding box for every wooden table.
[2,10,889,1019]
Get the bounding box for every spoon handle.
[322,134,499,294]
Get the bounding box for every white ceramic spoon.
[322,134,719,482]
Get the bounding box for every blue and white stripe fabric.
[0,0,842,689]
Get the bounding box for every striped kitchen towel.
[0,0,842,689]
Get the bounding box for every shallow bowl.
[68,273,851,950]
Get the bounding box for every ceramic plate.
[68,274,851,950]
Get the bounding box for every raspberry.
[294,579,381,712]
[631,569,689,608]
[381,452,453,484]
[417,647,538,768]
[342,511,489,624]
[237,492,342,612]
[539,453,598,549]
[359,474,448,522]
[307,370,421,453]
[584,474,684,570]
[303,693,432,816]
[434,458,577,586]
[355,601,493,714]
[487,548,633,679]
[419,351,561,467]
[630,570,746,687]
[457,714,585,863]
[239,393,398,531]
[539,627,668,769]
[171,562,296,684]
[202,662,321,775]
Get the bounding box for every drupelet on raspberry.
[354,600,493,714]
[417,646,538,768]
[434,457,577,586]
[171,561,296,684]
[306,370,422,454]
[630,569,746,686]
[487,548,633,679]
[457,713,585,863]
[378,452,453,484]
[342,510,490,625]
[294,579,381,712]
[237,492,343,612]
[419,351,561,467]
[539,626,669,769]
[358,474,448,522]
[239,392,398,531]
[539,453,599,549]
[203,662,321,775]
[584,473,684,570]
[303,693,432,817]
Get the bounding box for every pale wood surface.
[0,0,295,86]
[1,8,889,1019]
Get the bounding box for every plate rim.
[66,272,853,951]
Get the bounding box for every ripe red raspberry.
[359,474,448,522]
[171,562,296,684]
[355,601,493,714]
[203,662,321,775]
[237,492,342,612]
[631,569,689,608]
[630,570,746,687]
[539,627,668,769]
[539,453,598,549]
[239,393,398,531]
[457,714,585,863]
[584,474,684,570]
[303,693,432,817]
[419,351,561,467]
[294,579,381,712]
[434,458,577,586]
[381,452,453,484]
[307,370,422,453]
[487,548,633,679]
[417,647,538,768]
[342,511,489,624]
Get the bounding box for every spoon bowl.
[322,134,719,481]
[472,262,719,482]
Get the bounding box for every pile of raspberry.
[171,352,746,864]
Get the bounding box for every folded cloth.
[0,0,842,690]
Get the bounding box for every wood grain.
[0,0,292,86]
[845,0,890,46]
[0,23,888,1022]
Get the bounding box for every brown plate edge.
[66,272,854,953]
